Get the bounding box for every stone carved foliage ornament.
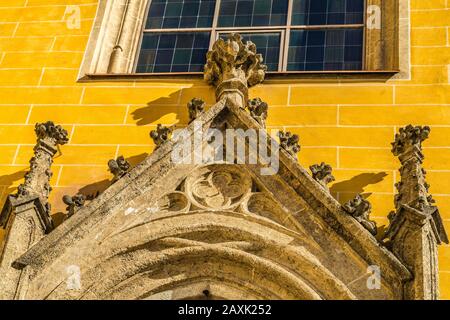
[390,125,433,212]
[204,33,267,88]
[62,194,86,218]
[108,155,131,184]
[278,131,301,160]
[310,162,335,191]
[247,98,268,128]
[150,124,173,149]
[391,125,430,157]
[188,98,206,123]
[343,194,377,236]
[204,33,267,103]
[16,122,69,201]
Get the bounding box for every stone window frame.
[78,0,410,80]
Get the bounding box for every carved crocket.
[108,155,131,183]
[247,98,268,128]
[150,124,173,149]
[343,194,377,236]
[278,131,301,159]
[310,162,335,191]
[62,194,86,218]
[188,98,206,123]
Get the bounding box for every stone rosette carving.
[150,124,173,149]
[278,131,301,159]
[247,98,268,128]
[188,98,206,123]
[184,165,252,210]
[108,155,131,183]
[63,194,86,218]
[343,194,377,236]
[204,33,267,103]
[310,162,335,191]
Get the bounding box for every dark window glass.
[136,32,211,73]
[220,33,281,71]
[288,28,363,71]
[292,0,364,25]
[218,0,288,27]
[138,0,366,73]
[146,0,216,29]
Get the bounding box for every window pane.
[218,0,288,27]
[146,0,216,29]
[220,33,281,71]
[292,0,364,25]
[288,28,363,71]
[136,32,210,73]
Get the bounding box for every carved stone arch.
[33,210,361,300]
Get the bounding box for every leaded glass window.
[136,0,365,73]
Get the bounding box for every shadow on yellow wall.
[132,91,189,127]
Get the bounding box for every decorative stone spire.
[343,194,377,236]
[150,124,173,149]
[204,33,267,106]
[108,155,131,183]
[385,125,448,300]
[310,162,335,191]
[16,121,69,204]
[247,98,268,128]
[188,98,206,123]
[390,125,431,210]
[278,131,300,159]
[0,121,67,299]
[62,194,86,218]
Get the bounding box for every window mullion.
[209,0,221,50]
[283,0,294,72]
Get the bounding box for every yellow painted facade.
[0,0,449,298]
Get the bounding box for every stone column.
[0,121,68,300]
[385,125,448,300]
[204,33,267,109]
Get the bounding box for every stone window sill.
[79,70,400,83]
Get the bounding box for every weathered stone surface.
[343,194,377,236]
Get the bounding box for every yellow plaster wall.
[0,0,449,298]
